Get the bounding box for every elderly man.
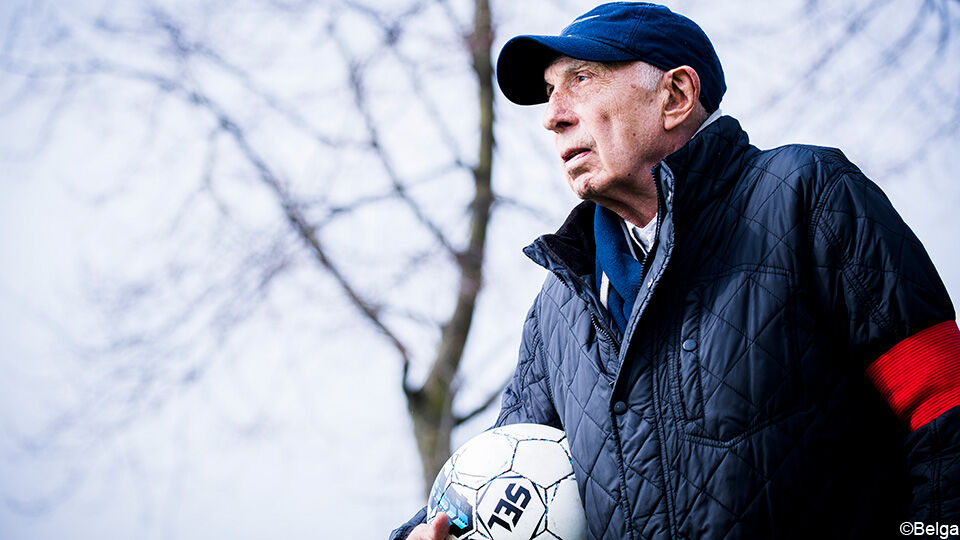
[392,3,960,539]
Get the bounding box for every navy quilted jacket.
[391,116,960,539]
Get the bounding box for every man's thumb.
[430,512,451,538]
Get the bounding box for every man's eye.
[576,74,589,82]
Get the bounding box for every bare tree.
[1,0,518,498]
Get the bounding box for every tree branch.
[342,0,472,170]
[145,7,361,150]
[329,19,459,259]
[750,0,893,116]
[454,380,507,426]
[86,60,416,372]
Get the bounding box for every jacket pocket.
[674,268,802,444]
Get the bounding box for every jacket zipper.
[590,312,621,388]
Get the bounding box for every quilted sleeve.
[810,166,960,521]
[809,168,955,363]
[388,507,427,540]
[903,405,960,522]
[495,292,562,428]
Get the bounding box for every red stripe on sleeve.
[865,320,960,431]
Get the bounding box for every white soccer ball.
[426,423,587,540]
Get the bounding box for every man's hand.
[406,513,450,540]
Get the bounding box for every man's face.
[542,56,665,203]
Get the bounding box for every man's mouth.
[562,148,590,163]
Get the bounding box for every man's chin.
[570,178,601,201]
[568,173,592,197]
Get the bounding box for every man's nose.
[542,94,574,132]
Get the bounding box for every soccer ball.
[426,423,587,540]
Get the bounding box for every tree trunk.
[406,0,496,495]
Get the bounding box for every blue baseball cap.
[496,2,725,112]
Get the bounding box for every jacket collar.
[524,200,597,277]
[660,115,756,224]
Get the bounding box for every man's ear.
[662,66,700,131]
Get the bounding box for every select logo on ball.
[478,478,544,538]
[488,482,531,531]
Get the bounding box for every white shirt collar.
[624,215,657,258]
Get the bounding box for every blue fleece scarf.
[594,205,647,332]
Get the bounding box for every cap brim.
[496,35,637,105]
